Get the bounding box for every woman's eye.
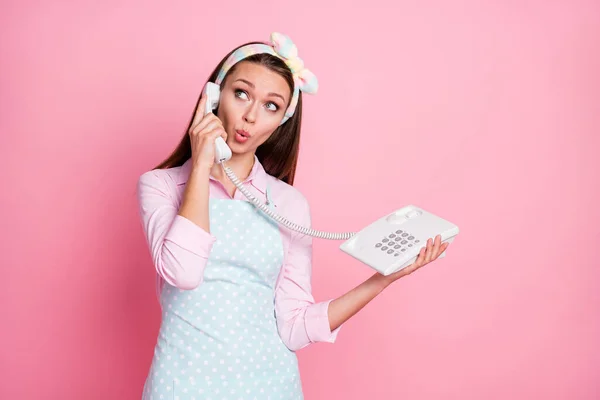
[234,89,248,100]
[265,102,279,112]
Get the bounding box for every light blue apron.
[142,188,304,399]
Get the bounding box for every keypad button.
[394,237,401,241]
[402,233,408,237]
[395,230,403,234]
[382,238,389,243]
[401,240,408,244]
[408,236,414,240]
[382,246,388,251]
[375,243,382,248]
[394,253,400,257]
[389,234,396,238]
[387,249,394,254]
[394,245,400,249]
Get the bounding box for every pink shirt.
[136,156,341,351]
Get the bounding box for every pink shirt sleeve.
[273,192,342,351]
[137,170,217,290]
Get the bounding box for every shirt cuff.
[305,299,342,344]
[164,214,217,256]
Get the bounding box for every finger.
[194,130,223,156]
[207,124,228,142]
[190,111,219,135]
[193,117,222,136]
[431,235,441,259]
[438,242,449,257]
[191,113,217,134]
[415,246,426,267]
[191,91,208,128]
[423,238,432,263]
[206,128,227,143]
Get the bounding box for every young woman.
[137,32,448,399]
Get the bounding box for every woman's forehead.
[227,62,291,99]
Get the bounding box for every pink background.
[2,0,599,398]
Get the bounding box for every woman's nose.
[243,104,257,123]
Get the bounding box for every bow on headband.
[270,32,319,95]
[214,32,318,125]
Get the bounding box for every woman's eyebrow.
[234,78,286,102]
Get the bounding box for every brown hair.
[154,41,303,185]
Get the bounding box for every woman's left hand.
[377,234,449,286]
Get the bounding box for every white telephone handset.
[203,82,232,164]
[199,83,459,276]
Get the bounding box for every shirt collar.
[177,155,268,195]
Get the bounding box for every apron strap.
[265,184,276,207]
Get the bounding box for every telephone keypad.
[374,228,422,258]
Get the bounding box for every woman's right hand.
[188,91,228,171]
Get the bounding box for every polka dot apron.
[143,189,304,399]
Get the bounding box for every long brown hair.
[154,41,303,185]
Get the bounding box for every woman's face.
[217,61,291,154]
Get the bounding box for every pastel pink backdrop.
[1,0,599,399]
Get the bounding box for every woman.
[137,32,448,399]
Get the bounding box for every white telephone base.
[339,205,459,276]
